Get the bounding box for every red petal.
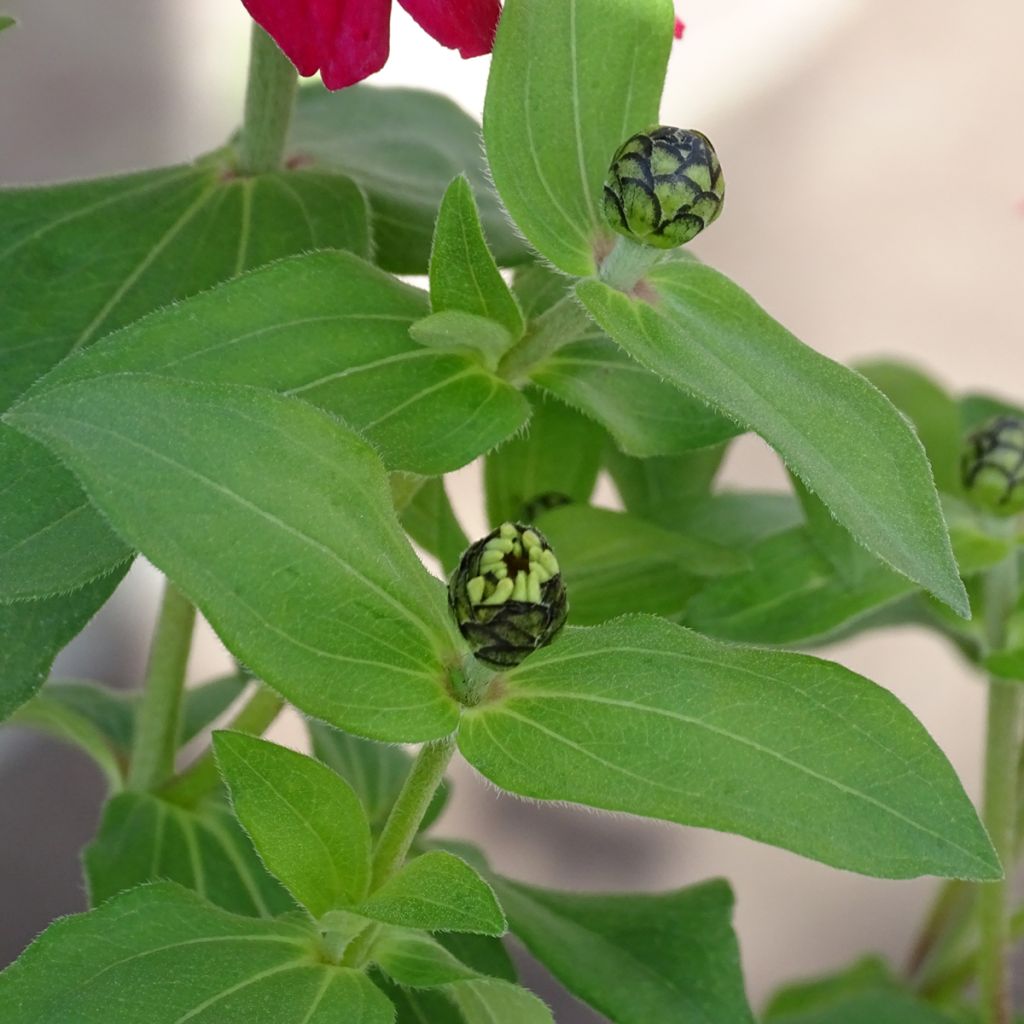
[241,0,392,90]
[397,0,501,58]
[674,16,685,40]
[241,0,321,76]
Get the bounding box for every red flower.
[674,16,685,40]
[242,0,502,91]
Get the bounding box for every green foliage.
[484,0,674,275]
[289,84,524,273]
[0,567,125,720]
[84,792,293,917]
[531,335,742,457]
[6,376,462,740]
[764,957,960,1024]
[22,251,528,477]
[0,161,370,599]
[459,616,999,879]
[430,177,525,339]
[0,884,395,1023]
[410,311,515,374]
[493,876,753,1023]
[0,15,15,31]
[373,929,481,986]
[484,395,603,524]
[857,360,962,495]
[577,263,969,616]
[535,503,743,625]
[356,851,505,935]
[398,477,469,576]
[310,720,450,833]
[214,732,372,918]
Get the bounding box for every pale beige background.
[2,0,1022,1013]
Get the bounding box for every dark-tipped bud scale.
[602,126,725,249]
[962,416,1024,516]
[448,522,568,668]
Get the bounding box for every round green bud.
[602,126,725,249]
[448,522,568,668]
[961,415,1024,516]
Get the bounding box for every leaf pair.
[213,732,504,937]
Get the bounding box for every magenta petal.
[397,0,501,58]
[317,0,392,89]
[240,0,392,90]
[241,0,321,76]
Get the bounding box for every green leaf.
[373,930,481,987]
[577,263,969,617]
[536,504,744,626]
[14,673,248,766]
[484,0,675,275]
[0,883,395,1023]
[493,876,753,1024]
[448,979,554,1024]
[513,263,573,320]
[409,311,515,374]
[0,15,15,32]
[380,981,464,1024]
[84,792,294,918]
[8,687,125,790]
[6,376,462,741]
[214,732,372,917]
[399,477,469,577]
[532,335,741,457]
[959,393,1024,433]
[685,527,913,645]
[357,852,506,936]
[459,615,999,880]
[289,84,525,274]
[485,394,603,524]
[764,957,959,1024]
[984,648,1024,682]
[605,444,729,530]
[676,491,804,549]
[180,673,251,743]
[0,161,371,599]
[23,251,528,479]
[857,360,962,495]
[430,177,525,339]
[0,566,125,720]
[310,720,450,834]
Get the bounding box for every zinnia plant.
[0,2,1021,1022]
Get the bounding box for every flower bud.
[449,522,568,667]
[602,126,725,249]
[961,415,1024,516]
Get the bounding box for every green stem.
[161,684,283,807]
[906,879,973,984]
[236,24,299,175]
[978,531,1022,1024]
[926,905,1024,1003]
[597,234,665,292]
[341,735,457,969]
[127,582,197,792]
[372,735,457,886]
[497,293,592,385]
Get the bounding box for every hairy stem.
[236,24,299,175]
[497,293,593,385]
[127,581,197,792]
[978,531,1022,1024]
[161,684,284,807]
[341,735,457,968]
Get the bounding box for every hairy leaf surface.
[459,616,998,879]
[578,264,968,616]
[7,376,463,741]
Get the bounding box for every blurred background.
[2,0,1023,1016]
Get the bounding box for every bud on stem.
[449,522,568,668]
